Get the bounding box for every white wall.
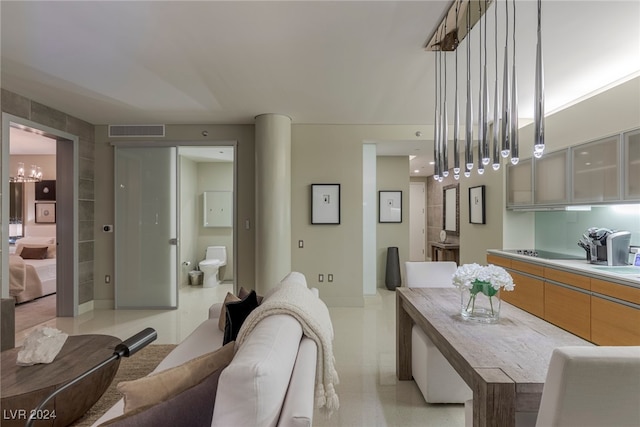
[362,144,377,295]
[179,156,198,285]
[197,161,234,281]
[376,156,410,288]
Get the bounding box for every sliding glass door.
[115,146,177,308]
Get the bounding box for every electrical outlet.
[298,240,304,248]
[328,274,333,282]
[105,274,111,284]
[318,274,324,282]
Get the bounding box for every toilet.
[199,246,227,287]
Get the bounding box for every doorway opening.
[2,113,79,326]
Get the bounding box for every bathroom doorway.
[178,146,235,289]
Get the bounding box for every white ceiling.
[2,1,639,176]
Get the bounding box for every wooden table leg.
[396,292,412,380]
[473,368,516,427]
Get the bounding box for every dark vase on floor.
[385,246,401,290]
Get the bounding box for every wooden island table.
[396,287,593,427]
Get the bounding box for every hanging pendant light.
[477,0,485,175]
[453,1,461,179]
[533,0,545,158]
[433,34,440,181]
[491,0,501,171]
[465,0,474,172]
[510,0,519,165]
[481,0,490,166]
[501,0,510,158]
[442,23,449,178]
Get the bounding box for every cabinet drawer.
[544,282,591,340]
[487,254,511,269]
[591,279,640,305]
[544,268,590,291]
[504,272,544,318]
[511,260,544,277]
[591,296,640,345]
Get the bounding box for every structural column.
[255,114,291,293]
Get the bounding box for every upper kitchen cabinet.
[507,158,533,207]
[534,149,569,205]
[624,128,640,201]
[572,135,620,203]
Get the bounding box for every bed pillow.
[18,236,55,245]
[19,246,48,260]
[116,341,234,413]
[16,241,56,259]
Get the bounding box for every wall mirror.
[443,183,459,236]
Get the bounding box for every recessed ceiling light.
[429,161,435,165]
[414,169,420,173]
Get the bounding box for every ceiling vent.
[109,124,165,138]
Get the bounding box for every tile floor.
[16,284,465,427]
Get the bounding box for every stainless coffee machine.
[580,228,632,266]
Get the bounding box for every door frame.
[2,113,79,316]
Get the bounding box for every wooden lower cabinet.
[544,282,591,341]
[591,296,640,345]
[504,272,544,318]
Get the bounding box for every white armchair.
[535,346,640,427]
[404,261,472,404]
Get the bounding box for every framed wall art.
[379,190,402,223]
[311,184,340,224]
[35,202,56,224]
[469,185,486,224]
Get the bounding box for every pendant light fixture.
[442,22,449,178]
[10,162,43,182]
[500,0,510,158]
[465,0,474,172]
[491,0,501,171]
[453,1,461,180]
[510,0,519,165]
[477,0,485,175]
[433,31,440,181]
[481,0,490,167]
[533,0,545,158]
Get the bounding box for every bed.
[9,236,57,304]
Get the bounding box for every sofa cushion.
[218,292,240,331]
[99,369,220,427]
[212,314,303,427]
[117,341,234,413]
[223,290,259,345]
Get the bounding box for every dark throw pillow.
[223,290,259,345]
[238,286,264,305]
[19,246,48,260]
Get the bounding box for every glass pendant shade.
[533,0,545,157]
[465,5,474,172]
[500,0,510,158]
[509,0,519,166]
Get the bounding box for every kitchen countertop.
[488,249,640,289]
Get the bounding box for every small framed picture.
[311,184,340,224]
[35,202,56,224]
[379,191,402,223]
[469,185,486,224]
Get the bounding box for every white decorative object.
[17,327,68,366]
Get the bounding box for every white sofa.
[93,273,322,427]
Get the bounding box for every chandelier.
[427,0,545,179]
[10,162,43,182]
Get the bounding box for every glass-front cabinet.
[572,135,620,203]
[507,159,532,207]
[534,149,568,205]
[624,128,640,201]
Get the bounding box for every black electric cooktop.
[504,249,585,260]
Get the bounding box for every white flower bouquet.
[452,263,515,322]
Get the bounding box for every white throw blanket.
[235,281,340,414]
